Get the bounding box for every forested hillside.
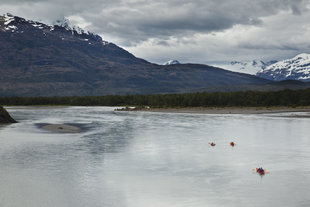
[1,89,310,107]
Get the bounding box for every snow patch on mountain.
[3,13,15,25]
[164,60,180,65]
[257,53,310,81]
[29,20,47,29]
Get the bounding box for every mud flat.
[41,124,81,133]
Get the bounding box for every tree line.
[0,88,310,107]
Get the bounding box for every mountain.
[257,53,310,82]
[163,60,180,65]
[0,14,308,97]
[212,60,277,75]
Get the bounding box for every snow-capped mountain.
[212,60,277,75]
[163,60,180,65]
[257,53,310,82]
[0,13,108,45]
[53,17,87,36]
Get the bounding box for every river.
[1,107,309,207]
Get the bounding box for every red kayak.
[256,168,265,175]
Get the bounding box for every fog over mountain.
[211,60,277,75]
[1,0,310,64]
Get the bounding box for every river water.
[1,107,310,207]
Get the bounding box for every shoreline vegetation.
[116,106,310,115]
[1,89,310,113]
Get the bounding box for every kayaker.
[210,142,216,146]
[257,167,265,175]
[230,142,235,147]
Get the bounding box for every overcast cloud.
[1,0,310,64]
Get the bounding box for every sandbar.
[41,124,81,133]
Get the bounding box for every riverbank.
[119,106,310,115]
[0,106,17,123]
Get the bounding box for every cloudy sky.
[1,0,310,64]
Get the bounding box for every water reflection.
[0,123,13,131]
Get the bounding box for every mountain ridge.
[257,53,310,81]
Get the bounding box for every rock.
[0,106,17,123]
